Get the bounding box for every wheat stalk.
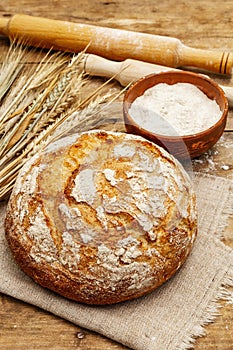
[0,51,83,155]
[0,43,26,101]
[0,48,69,131]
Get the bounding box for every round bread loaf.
[5,130,197,305]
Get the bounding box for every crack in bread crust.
[5,131,197,305]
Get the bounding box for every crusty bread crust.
[5,130,197,304]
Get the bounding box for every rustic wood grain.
[0,1,233,349]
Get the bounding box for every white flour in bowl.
[128,83,222,136]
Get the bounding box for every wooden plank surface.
[0,1,233,349]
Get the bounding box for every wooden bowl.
[123,71,228,159]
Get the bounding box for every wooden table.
[0,1,233,349]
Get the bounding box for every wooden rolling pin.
[0,14,233,74]
[82,53,233,107]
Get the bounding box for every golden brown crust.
[5,130,197,305]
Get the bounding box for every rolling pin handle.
[0,17,10,36]
[180,45,233,75]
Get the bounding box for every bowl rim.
[123,70,229,141]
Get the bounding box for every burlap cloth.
[0,173,233,350]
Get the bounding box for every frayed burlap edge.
[177,173,233,350]
[177,266,233,350]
